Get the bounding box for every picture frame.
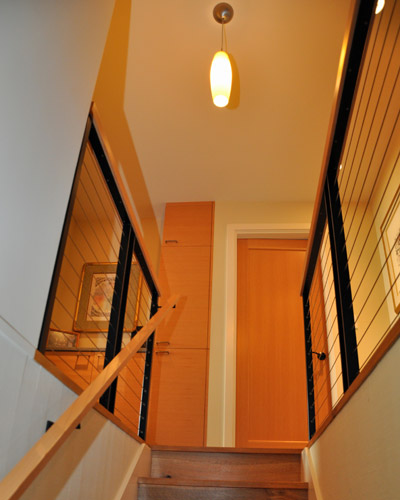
[47,329,80,349]
[74,262,142,332]
[380,186,400,314]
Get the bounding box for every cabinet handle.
[156,351,170,355]
[156,341,170,346]
[165,239,178,243]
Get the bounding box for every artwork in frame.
[47,329,79,349]
[380,186,400,314]
[74,262,142,332]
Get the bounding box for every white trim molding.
[302,447,324,500]
[223,223,310,446]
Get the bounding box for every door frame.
[223,223,310,446]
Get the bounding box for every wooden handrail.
[0,294,180,500]
[300,0,366,295]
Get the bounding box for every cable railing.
[301,0,400,439]
[37,110,159,440]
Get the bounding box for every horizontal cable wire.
[353,233,399,325]
[76,173,123,259]
[116,371,144,405]
[341,71,400,250]
[356,268,400,349]
[114,388,141,419]
[338,2,394,200]
[347,151,400,296]
[83,155,126,252]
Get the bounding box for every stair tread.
[150,445,304,455]
[138,477,308,490]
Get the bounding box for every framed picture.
[381,186,400,314]
[74,262,143,332]
[47,329,79,349]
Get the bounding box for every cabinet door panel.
[162,202,213,247]
[147,348,207,446]
[157,246,211,348]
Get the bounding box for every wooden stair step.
[139,477,308,489]
[150,447,302,482]
[138,478,308,500]
[150,445,304,454]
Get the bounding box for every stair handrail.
[0,294,180,500]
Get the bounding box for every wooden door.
[236,239,308,448]
[147,348,208,446]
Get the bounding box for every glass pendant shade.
[375,0,384,14]
[210,50,232,108]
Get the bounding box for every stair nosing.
[138,477,308,490]
[150,445,304,455]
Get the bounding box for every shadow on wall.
[92,0,161,273]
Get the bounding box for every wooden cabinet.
[157,246,211,348]
[162,202,213,247]
[148,201,214,446]
[147,348,208,446]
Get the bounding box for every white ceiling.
[124,0,351,219]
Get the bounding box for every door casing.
[222,223,309,447]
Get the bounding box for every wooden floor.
[137,446,308,499]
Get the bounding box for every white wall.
[207,201,313,446]
[20,411,149,500]
[309,336,400,500]
[0,0,123,487]
[0,327,149,500]
[0,0,114,348]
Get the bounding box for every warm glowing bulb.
[375,0,384,14]
[210,51,232,108]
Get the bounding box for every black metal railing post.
[303,296,316,438]
[100,225,134,412]
[138,292,159,439]
[324,179,359,390]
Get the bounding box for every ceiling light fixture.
[210,3,234,108]
[375,0,385,14]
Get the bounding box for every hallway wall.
[0,0,116,482]
[309,336,400,500]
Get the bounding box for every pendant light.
[375,0,384,14]
[210,3,234,108]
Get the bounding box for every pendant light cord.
[221,22,227,52]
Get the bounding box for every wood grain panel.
[151,446,303,454]
[138,482,308,500]
[162,202,214,247]
[139,477,308,489]
[236,239,308,448]
[151,450,301,482]
[147,349,208,446]
[157,246,211,348]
